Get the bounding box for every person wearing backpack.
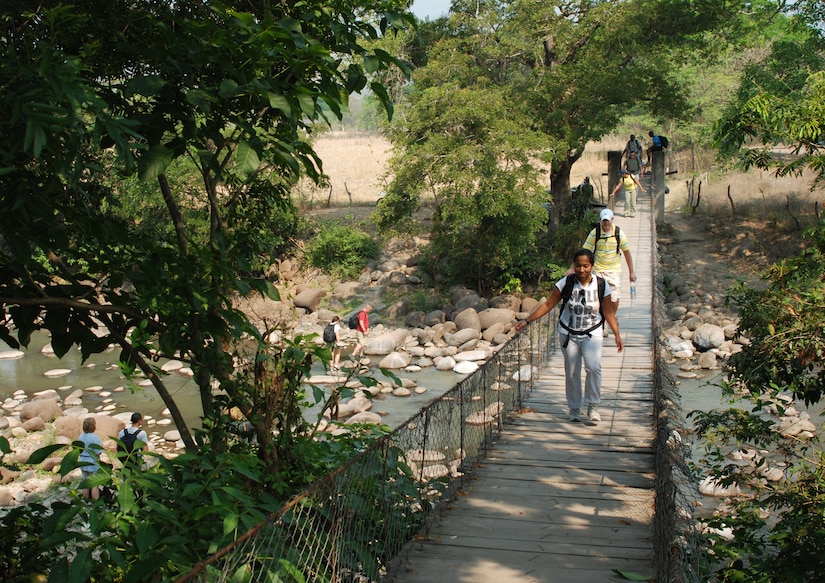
[610,167,645,218]
[515,249,623,423]
[623,134,647,177]
[646,130,668,167]
[350,304,372,361]
[118,412,148,469]
[582,208,636,312]
[324,315,343,370]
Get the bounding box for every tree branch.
[0,295,164,334]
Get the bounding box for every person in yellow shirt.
[610,168,645,218]
[582,208,636,311]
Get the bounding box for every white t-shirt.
[556,276,612,336]
[119,426,148,449]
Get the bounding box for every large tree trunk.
[550,150,583,225]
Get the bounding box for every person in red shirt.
[351,304,373,360]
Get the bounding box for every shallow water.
[0,332,468,433]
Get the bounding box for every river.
[0,331,469,434]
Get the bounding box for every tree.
[376,0,747,288]
[0,0,412,472]
[714,0,825,186]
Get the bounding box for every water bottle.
[630,282,637,300]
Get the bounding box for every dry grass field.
[294,133,393,208]
[297,131,824,224]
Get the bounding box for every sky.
[410,0,450,20]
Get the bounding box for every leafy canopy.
[0,0,411,462]
[377,0,751,289]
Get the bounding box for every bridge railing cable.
[174,310,558,583]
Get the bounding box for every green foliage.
[0,0,412,456]
[382,0,747,288]
[691,219,825,581]
[1,383,400,582]
[713,3,825,187]
[307,222,379,280]
[691,407,825,582]
[725,221,825,405]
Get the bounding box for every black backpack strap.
[559,274,576,317]
[614,225,621,254]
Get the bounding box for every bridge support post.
[652,150,666,223]
[607,150,623,211]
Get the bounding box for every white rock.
[454,350,489,362]
[405,449,446,462]
[163,430,182,442]
[161,360,184,372]
[511,365,537,381]
[699,476,742,497]
[344,412,382,425]
[453,361,478,374]
[43,368,71,378]
[435,356,456,371]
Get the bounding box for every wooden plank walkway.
[389,189,656,583]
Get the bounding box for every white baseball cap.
[600,209,613,221]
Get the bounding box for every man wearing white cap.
[582,208,636,310]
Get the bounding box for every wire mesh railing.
[174,311,557,583]
[649,207,705,583]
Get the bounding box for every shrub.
[307,222,379,280]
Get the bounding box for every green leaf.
[219,79,239,98]
[118,480,137,513]
[297,93,315,117]
[59,447,81,477]
[185,88,213,112]
[136,521,159,555]
[278,559,306,582]
[235,140,261,176]
[68,547,93,583]
[364,54,380,74]
[267,92,292,116]
[26,443,67,465]
[137,145,174,182]
[223,512,239,535]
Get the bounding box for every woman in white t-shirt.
[515,249,623,423]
